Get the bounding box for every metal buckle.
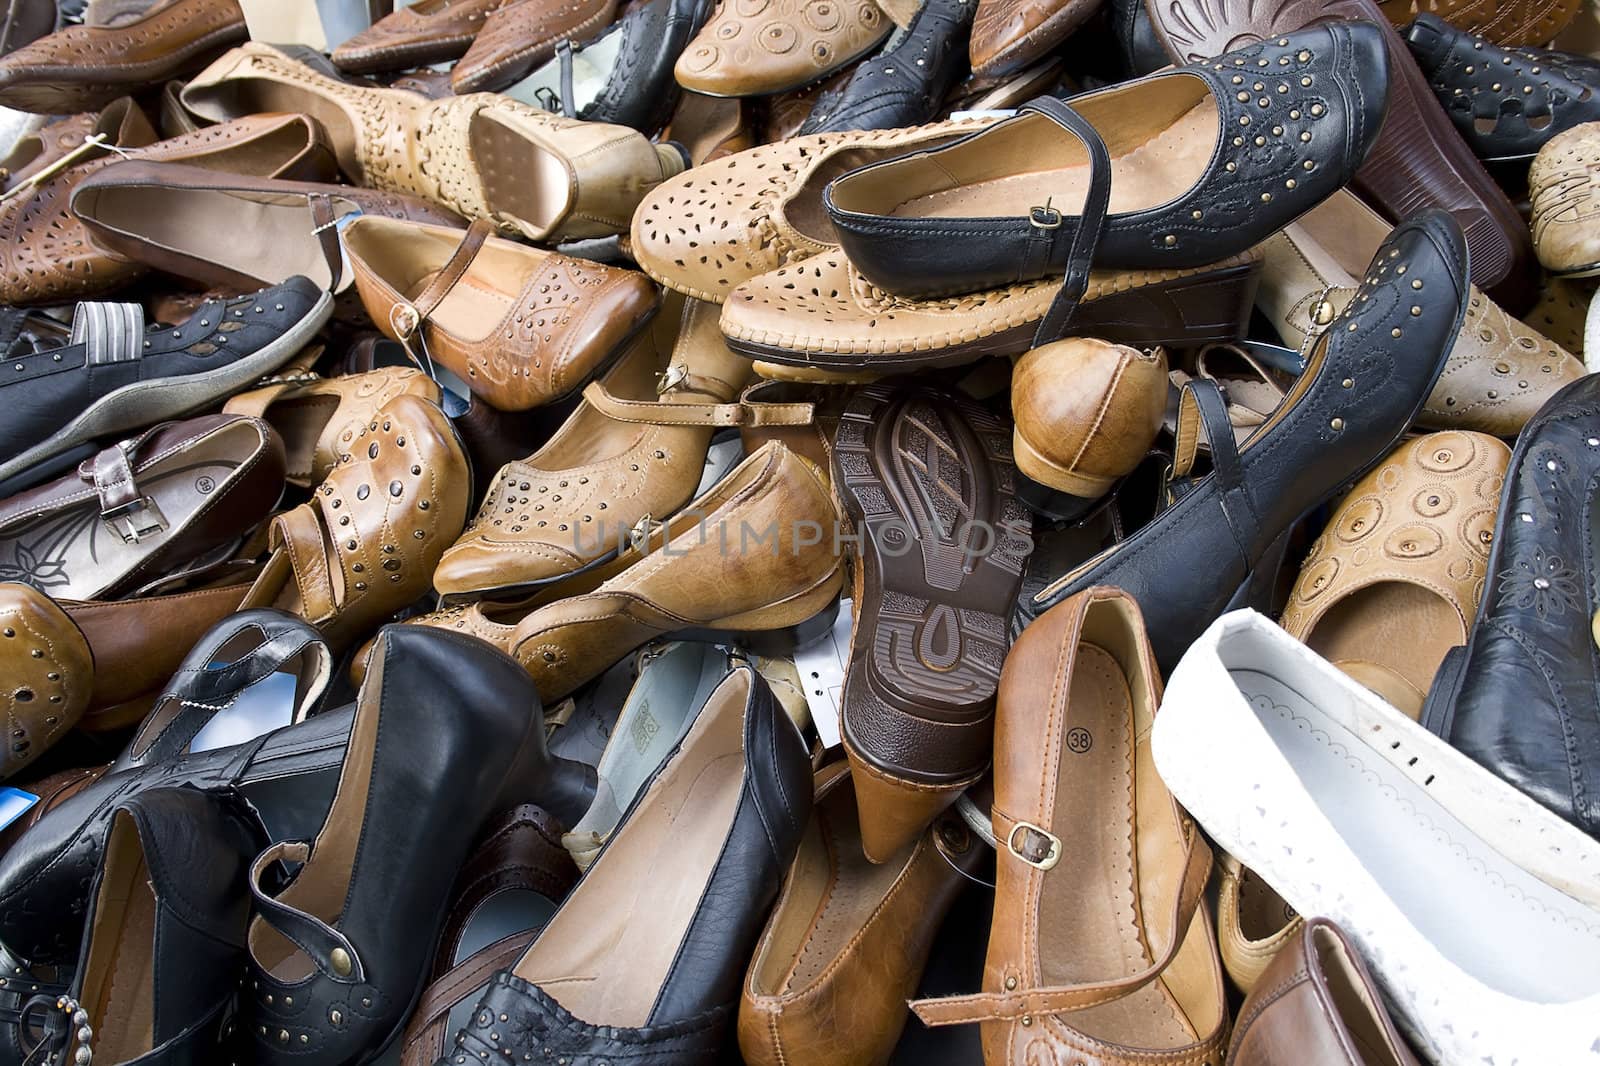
[656,363,689,395]
[533,87,563,112]
[1007,821,1062,870]
[1028,198,1063,231]
[101,494,167,544]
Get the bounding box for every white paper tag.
[792,598,852,750]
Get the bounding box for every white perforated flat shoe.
[1152,610,1600,1066]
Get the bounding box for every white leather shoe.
[1152,609,1600,1066]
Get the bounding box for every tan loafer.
[674,0,891,96]
[911,586,1229,1066]
[1261,187,1584,437]
[1216,851,1301,996]
[449,0,619,93]
[344,218,659,411]
[435,296,821,600]
[739,764,980,1066]
[241,394,471,649]
[630,118,992,303]
[1532,121,1600,277]
[332,0,508,75]
[1279,430,1511,719]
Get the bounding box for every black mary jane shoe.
[242,626,563,1066]
[798,0,976,135]
[9,787,263,1066]
[1016,209,1469,672]
[1406,12,1600,163]
[823,22,1388,302]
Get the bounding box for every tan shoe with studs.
[675,0,893,97]
[0,585,92,780]
[1532,121,1600,277]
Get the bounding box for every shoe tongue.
[69,301,145,366]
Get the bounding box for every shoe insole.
[1305,582,1463,720]
[1235,865,1296,942]
[1238,669,1600,1002]
[512,674,749,1027]
[266,393,341,483]
[887,101,1218,222]
[405,270,516,346]
[80,814,157,1064]
[202,80,367,180]
[1039,644,1197,1048]
[469,112,573,238]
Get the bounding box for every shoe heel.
[675,591,842,656]
[1070,261,1260,348]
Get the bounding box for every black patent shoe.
[798,0,976,134]
[824,23,1388,303]
[1016,209,1469,671]
[1406,13,1600,163]
[242,626,555,1066]
[440,666,811,1066]
[1422,374,1600,837]
[11,787,263,1066]
[512,0,712,134]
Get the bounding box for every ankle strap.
[249,841,368,984]
[391,219,495,339]
[1022,97,1112,348]
[581,379,817,427]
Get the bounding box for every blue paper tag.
[0,788,39,832]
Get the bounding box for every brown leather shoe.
[399,804,580,1066]
[0,111,335,306]
[333,0,508,76]
[674,0,891,96]
[344,217,659,411]
[0,586,92,779]
[240,394,471,648]
[434,296,812,600]
[912,586,1229,1066]
[739,764,980,1066]
[449,0,618,93]
[0,0,246,113]
[0,98,150,192]
[970,0,1098,77]
[1228,918,1421,1066]
[0,415,284,602]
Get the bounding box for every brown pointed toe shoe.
[333,0,507,75]
[969,0,1099,77]
[449,0,619,93]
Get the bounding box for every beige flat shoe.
[1216,851,1302,995]
[1532,121,1600,276]
[675,0,892,97]
[1261,187,1584,437]
[1279,430,1512,718]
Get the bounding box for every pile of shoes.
[0,0,1597,1063]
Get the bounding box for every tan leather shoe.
[0,0,246,114]
[675,0,892,96]
[1279,431,1511,719]
[408,94,685,241]
[1011,338,1166,500]
[1216,851,1301,996]
[0,97,148,193]
[333,0,508,75]
[225,366,442,488]
[1261,188,1584,437]
[970,0,1098,77]
[630,118,991,303]
[721,248,1261,373]
[0,109,333,306]
[1228,918,1420,1066]
[241,394,471,648]
[450,0,619,93]
[739,764,980,1066]
[1532,121,1600,277]
[912,586,1229,1066]
[344,218,659,411]
[1525,272,1592,358]
[434,296,819,600]
[0,585,92,779]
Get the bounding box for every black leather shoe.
[1016,209,1469,671]
[1406,13,1600,163]
[242,626,558,1066]
[0,278,333,487]
[797,0,975,134]
[11,787,263,1066]
[823,23,1388,302]
[514,0,712,134]
[1422,374,1600,837]
[440,665,811,1066]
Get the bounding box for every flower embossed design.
[1498,545,1585,619]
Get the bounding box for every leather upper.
[563,0,710,133]
[1407,13,1600,162]
[332,0,507,74]
[824,24,1388,300]
[1531,121,1600,276]
[970,0,1097,76]
[0,583,92,778]
[1380,0,1578,47]
[1430,373,1600,838]
[451,0,620,93]
[1018,212,1469,671]
[675,0,892,97]
[0,0,246,113]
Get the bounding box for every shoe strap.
[392,219,495,339]
[910,827,1212,1027]
[78,425,170,544]
[1021,97,1111,348]
[164,626,325,710]
[248,841,369,984]
[557,39,579,119]
[269,504,339,624]
[580,379,816,427]
[1171,377,1261,556]
[403,932,536,1066]
[307,194,349,291]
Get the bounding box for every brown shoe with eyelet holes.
[333,0,509,76]
[450,0,620,93]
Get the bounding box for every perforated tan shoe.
[629,118,992,303]
[1532,121,1600,277]
[675,0,892,96]
[1216,852,1301,995]
[332,0,506,75]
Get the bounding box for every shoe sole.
[1140,0,1534,309]
[833,384,1032,786]
[0,291,335,486]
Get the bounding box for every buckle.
[389,302,421,339]
[1007,821,1061,870]
[101,494,167,544]
[656,363,689,395]
[1028,198,1063,231]
[629,513,657,551]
